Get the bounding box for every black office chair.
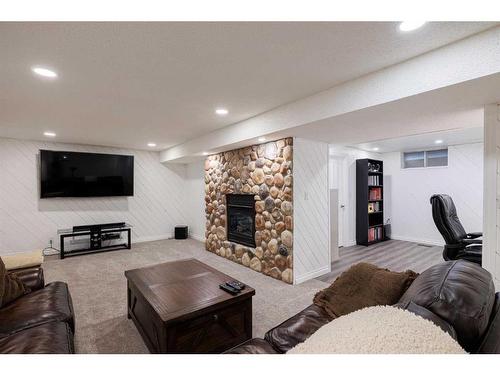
[430,194,482,265]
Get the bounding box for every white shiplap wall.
[185,161,206,242]
[293,137,330,284]
[0,137,189,255]
[382,143,484,246]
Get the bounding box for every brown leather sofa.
[0,266,75,354]
[226,260,500,354]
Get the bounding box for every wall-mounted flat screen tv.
[40,150,134,198]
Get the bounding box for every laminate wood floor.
[315,239,444,284]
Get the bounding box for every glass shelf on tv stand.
[57,223,132,235]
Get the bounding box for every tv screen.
[40,150,134,198]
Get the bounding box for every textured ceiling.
[0,22,496,150]
[353,127,484,153]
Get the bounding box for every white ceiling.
[352,126,484,153]
[0,22,496,150]
[286,72,500,147]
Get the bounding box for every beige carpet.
[42,239,328,353]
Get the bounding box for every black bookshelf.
[356,159,384,246]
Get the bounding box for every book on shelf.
[368,201,381,213]
[369,187,382,200]
[368,175,381,186]
[368,226,383,242]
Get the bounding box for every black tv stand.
[58,223,132,259]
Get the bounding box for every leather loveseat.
[226,260,500,354]
[0,266,75,354]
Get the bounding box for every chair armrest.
[462,238,482,245]
[467,232,482,239]
[8,267,45,291]
[464,244,482,254]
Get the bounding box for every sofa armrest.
[264,304,332,353]
[8,267,45,291]
[476,292,500,353]
[224,338,278,354]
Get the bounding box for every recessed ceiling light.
[202,152,209,156]
[215,108,228,116]
[435,139,443,144]
[43,131,56,137]
[372,147,380,151]
[147,143,156,147]
[258,137,266,142]
[399,21,426,32]
[32,66,58,78]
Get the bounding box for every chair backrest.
[430,194,467,245]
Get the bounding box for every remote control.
[219,283,240,295]
[226,280,245,291]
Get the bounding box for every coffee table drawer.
[166,299,252,353]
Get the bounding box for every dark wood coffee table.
[124,258,255,353]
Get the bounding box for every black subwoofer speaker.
[175,226,188,240]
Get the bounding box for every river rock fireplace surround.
[204,137,293,284]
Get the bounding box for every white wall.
[382,143,484,246]
[293,137,330,284]
[0,137,190,255]
[184,161,206,242]
[329,146,380,248]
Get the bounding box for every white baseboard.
[189,233,205,242]
[340,240,357,248]
[133,233,173,243]
[389,235,443,247]
[294,265,330,285]
[135,233,207,243]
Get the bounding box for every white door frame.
[329,151,348,248]
[483,103,500,289]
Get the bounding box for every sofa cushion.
[313,262,418,319]
[398,260,495,352]
[0,321,74,354]
[224,338,278,354]
[0,281,74,338]
[287,306,465,354]
[264,304,332,353]
[0,257,27,308]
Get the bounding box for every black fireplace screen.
[226,194,256,248]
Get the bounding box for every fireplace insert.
[226,194,256,248]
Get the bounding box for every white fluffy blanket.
[287,305,465,354]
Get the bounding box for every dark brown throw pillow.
[0,257,28,308]
[313,262,418,319]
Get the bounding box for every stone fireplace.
[204,137,293,283]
